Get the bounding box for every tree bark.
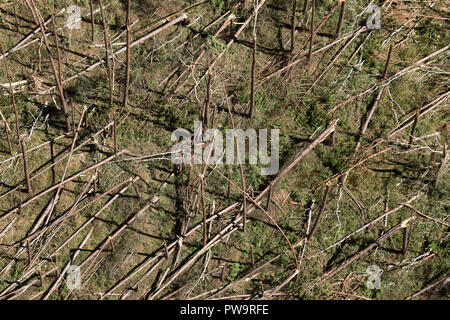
[308,0,315,66]
[290,0,297,52]
[249,33,257,119]
[336,0,346,38]
[20,135,33,195]
[123,0,131,108]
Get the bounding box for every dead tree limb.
[43,108,87,225]
[305,27,364,95]
[308,183,330,239]
[224,85,247,233]
[328,44,450,115]
[162,11,233,93]
[322,217,415,280]
[0,123,113,201]
[113,111,117,154]
[0,150,125,221]
[382,43,394,80]
[256,120,338,198]
[303,0,309,13]
[200,175,207,247]
[336,0,346,38]
[402,204,450,228]
[42,227,94,300]
[89,0,95,42]
[308,194,421,259]
[260,27,366,85]
[144,123,339,297]
[409,104,421,146]
[307,0,316,66]
[202,72,212,129]
[27,0,71,131]
[352,44,394,156]
[51,4,64,102]
[98,0,113,107]
[42,14,188,94]
[405,275,449,300]
[402,227,409,256]
[123,0,131,109]
[19,134,32,195]
[186,0,267,96]
[249,33,257,119]
[290,0,297,52]
[0,7,65,61]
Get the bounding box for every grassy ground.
[0,0,448,300]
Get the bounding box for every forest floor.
[0,0,448,300]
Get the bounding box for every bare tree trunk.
[382,42,394,80]
[249,33,257,119]
[401,227,408,255]
[336,0,346,38]
[259,120,338,195]
[353,86,385,154]
[303,0,309,13]
[132,180,141,198]
[27,0,71,131]
[13,2,20,32]
[113,111,117,155]
[224,85,248,233]
[406,275,450,300]
[42,14,188,94]
[403,204,450,228]
[27,240,32,266]
[99,0,113,107]
[227,168,232,198]
[308,183,330,239]
[409,105,420,146]
[123,0,131,109]
[1,151,124,221]
[203,72,212,129]
[323,217,414,280]
[201,175,207,247]
[290,0,297,52]
[51,5,66,120]
[266,183,272,210]
[308,0,316,66]
[353,44,393,155]
[20,135,32,195]
[89,0,95,42]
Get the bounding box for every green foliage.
[230,262,242,281]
